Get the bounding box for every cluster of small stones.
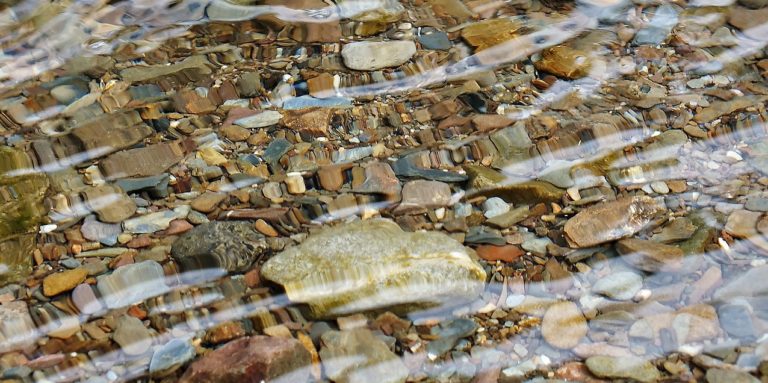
[0,0,768,382]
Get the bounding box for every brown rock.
[541,301,588,349]
[461,18,523,51]
[694,97,760,123]
[354,162,401,196]
[534,45,593,80]
[81,185,137,223]
[282,108,331,137]
[616,238,684,272]
[475,245,524,263]
[220,125,251,142]
[191,192,226,213]
[429,100,460,120]
[43,268,88,296]
[471,114,513,132]
[180,336,311,383]
[396,180,452,212]
[728,7,768,39]
[564,196,665,248]
[163,220,194,236]
[255,219,279,237]
[100,141,189,180]
[724,209,768,252]
[317,164,351,191]
[307,73,334,98]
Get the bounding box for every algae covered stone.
[261,219,487,317]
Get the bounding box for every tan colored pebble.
[285,173,306,194]
[255,219,279,237]
[43,268,88,296]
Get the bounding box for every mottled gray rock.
[261,219,486,317]
[171,222,268,280]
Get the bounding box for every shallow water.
[1,0,768,382]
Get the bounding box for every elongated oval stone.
[564,196,665,248]
[261,219,487,318]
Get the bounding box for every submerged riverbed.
[1,0,768,381]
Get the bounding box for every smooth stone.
[714,265,768,302]
[234,110,282,128]
[564,196,665,248]
[650,218,697,243]
[467,181,564,205]
[586,356,661,382]
[398,180,452,211]
[534,45,593,79]
[418,31,452,50]
[261,219,487,317]
[43,268,87,296]
[592,272,643,301]
[96,260,169,309]
[80,215,121,246]
[746,195,768,212]
[220,125,251,141]
[150,339,196,377]
[483,197,510,218]
[521,237,551,255]
[541,301,588,349]
[717,302,757,340]
[113,316,152,356]
[72,283,102,315]
[616,238,684,272]
[123,205,190,234]
[319,328,408,383]
[179,336,310,383]
[341,41,416,71]
[51,84,87,104]
[171,221,268,280]
[190,192,226,213]
[486,205,530,229]
[706,368,760,383]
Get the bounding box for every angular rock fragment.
[171,222,268,279]
[179,336,310,383]
[100,141,190,180]
[261,219,487,317]
[319,328,409,383]
[534,46,593,79]
[564,196,665,248]
[81,185,136,223]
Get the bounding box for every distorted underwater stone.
[261,219,487,318]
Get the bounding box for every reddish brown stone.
[126,235,153,248]
[204,322,247,345]
[428,99,460,120]
[471,114,513,132]
[475,245,523,262]
[283,108,332,137]
[244,267,262,288]
[163,220,194,236]
[180,336,311,383]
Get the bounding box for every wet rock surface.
[1,0,768,381]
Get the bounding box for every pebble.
[190,192,226,213]
[285,173,306,194]
[179,336,310,383]
[564,196,665,247]
[96,260,169,309]
[319,329,409,383]
[113,316,153,356]
[541,301,588,349]
[586,356,661,382]
[123,205,191,234]
[616,238,684,272]
[341,41,417,71]
[43,268,87,296]
[592,271,643,300]
[254,219,278,237]
[483,197,510,218]
[150,339,196,377]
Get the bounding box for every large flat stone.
[261,219,486,317]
